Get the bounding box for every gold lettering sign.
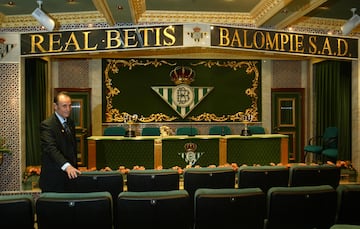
[21,24,358,59]
[211,25,357,59]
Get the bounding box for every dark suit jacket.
[39,113,77,192]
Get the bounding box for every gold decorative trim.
[130,0,146,24]
[138,11,252,25]
[92,0,115,26]
[104,59,178,123]
[189,113,228,122]
[104,59,260,123]
[138,113,178,122]
[190,60,260,122]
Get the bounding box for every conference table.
[87,134,288,170]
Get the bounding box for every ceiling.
[0,0,359,37]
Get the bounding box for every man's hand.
[65,165,81,179]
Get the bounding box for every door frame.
[271,88,305,162]
[55,88,92,167]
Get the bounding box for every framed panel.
[71,99,83,129]
[76,133,85,166]
[277,98,295,127]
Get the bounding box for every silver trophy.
[124,113,138,137]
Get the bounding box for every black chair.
[117,190,192,229]
[237,165,290,193]
[194,188,266,229]
[66,171,124,228]
[330,225,360,229]
[67,171,124,201]
[36,192,113,229]
[126,169,179,191]
[265,185,337,229]
[183,167,236,201]
[289,164,341,188]
[0,194,35,229]
[336,184,360,225]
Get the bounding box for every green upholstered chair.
[194,188,266,229]
[265,185,337,229]
[289,164,341,189]
[336,184,360,225]
[331,225,360,229]
[248,126,266,134]
[103,126,126,136]
[0,194,35,229]
[65,171,123,228]
[117,190,192,229]
[183,167,236,201]
[176,127,199,136]
[304,126,338,162]
[126,169,180,191]
[208,125,231,135]
[67,171,124,201]
[36,192,113,229]
[237,165,290,193]
[141,127,161,136]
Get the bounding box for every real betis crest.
[152,66,213,118]
[0,38,15,60]
[178,142,204,166]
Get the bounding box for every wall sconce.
[32,0,56,31]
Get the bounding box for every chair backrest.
[237,165,290,193]
[336,184,360,225]
[323,126,338,148]
[66,171,123,228]
[183,167,236,200]
[266,185,337,229]
[0,194,35,229]
[289,164,341,188]
[117,190,192,229]
[126,169,180,191]
[248,126,265,134]
[141,127,161,136]
[176,127,198,136]
[103,126,126,136]
[36,192,113,229]
[208,125,232,135]
[67,171,124,201]
[194,188,265,229]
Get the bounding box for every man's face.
[54,94,72,119]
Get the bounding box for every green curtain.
[314,60,352,160]
[25,58,47,166]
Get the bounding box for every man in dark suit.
[39,91,81,192]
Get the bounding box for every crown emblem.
[184,142,197,152]
[193,26,201,32]
[170,66,195,85]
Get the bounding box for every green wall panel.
[102,59,262,123]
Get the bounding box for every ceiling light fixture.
[341,8,360,35]
[32,0,56,31]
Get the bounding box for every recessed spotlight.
[7,1,15,6]
[118,5,123,10]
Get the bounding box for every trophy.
[241,114,253,136]
[124,113,138,137]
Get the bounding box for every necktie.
[63,121,72,135]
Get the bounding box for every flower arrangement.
[23,166,41,183]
